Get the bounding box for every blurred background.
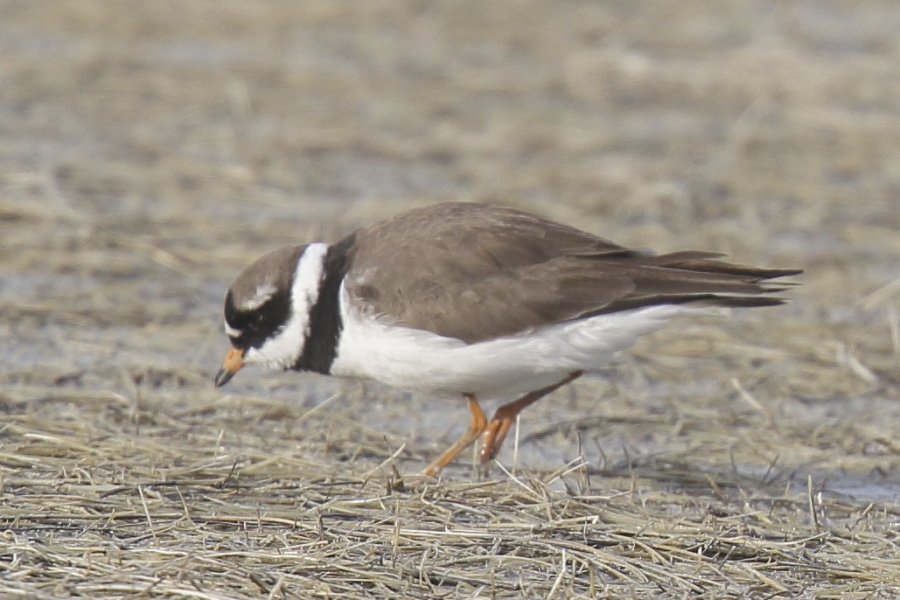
[1,0,898,491]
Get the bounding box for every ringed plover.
[214,202,799,475]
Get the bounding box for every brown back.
[343,203,799,343]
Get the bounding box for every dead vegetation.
[2,1,900,598]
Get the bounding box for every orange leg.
[422,393,488,477]
[479,370,584,464]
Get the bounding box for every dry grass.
[2,0,900,598]
[3,387,900,599]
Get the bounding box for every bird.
[214,202,799,476]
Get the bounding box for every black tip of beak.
[214,367,235,387]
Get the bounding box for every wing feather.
[342,203,799,343]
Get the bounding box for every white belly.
[330,286,692,401]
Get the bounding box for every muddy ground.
[1,1,900,598]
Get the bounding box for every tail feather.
[588,253,801,316]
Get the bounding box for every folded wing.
[343,203,799,343]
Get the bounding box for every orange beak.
[214,347,245,387]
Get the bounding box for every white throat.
[244,242,330,370]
